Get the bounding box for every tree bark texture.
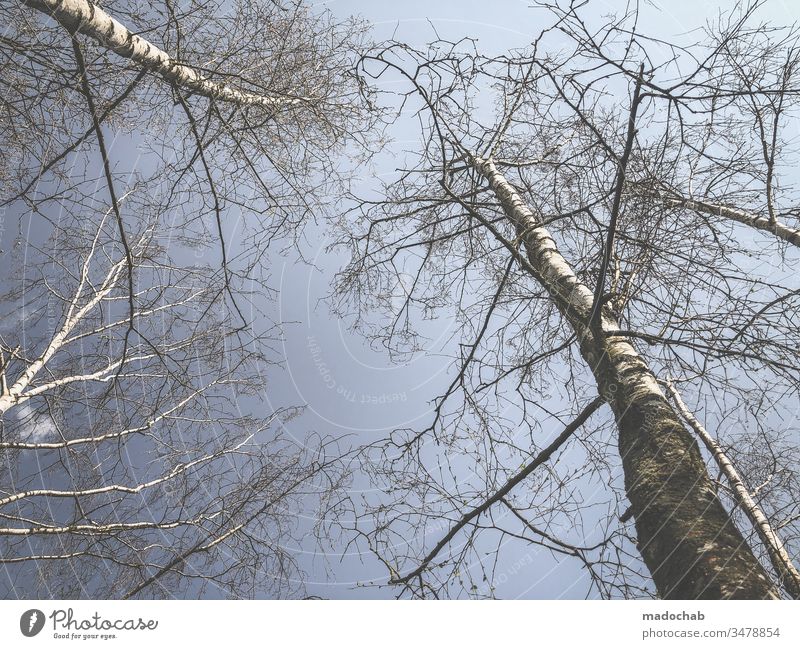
[473,155,780,599]
[666,380,800,598]
[20,0,302,111]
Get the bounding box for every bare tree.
[5,0,798,602]
[336,1,800,599]
[0,0,376,597]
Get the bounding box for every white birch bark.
[666,379,800,598]
[655,194,800,248]
[0,255,125,414]
[20,0,305,111]
[471,154,780,599]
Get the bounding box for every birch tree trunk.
[20,0,304,111]
[473,155,780,599]
[642,191,800,249]
[665,380,800,598]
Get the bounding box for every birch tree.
[0,0,375,597]
[337,2,800,599]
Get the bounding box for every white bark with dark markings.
[20,0,304,111]
[666,380,800,598]
[656,194,800,248]
[473,155,780,599]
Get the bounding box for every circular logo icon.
[20,609,45,637]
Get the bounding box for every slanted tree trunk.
[638,188,800,248]
[20,0,304,111]
[472,155,780,599]
[666,380,800,599]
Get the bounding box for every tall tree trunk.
[472,155,780,599]
[20,0,303,111]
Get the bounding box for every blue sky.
[3,0,798,600]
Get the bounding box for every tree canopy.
[1,0,798,599]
